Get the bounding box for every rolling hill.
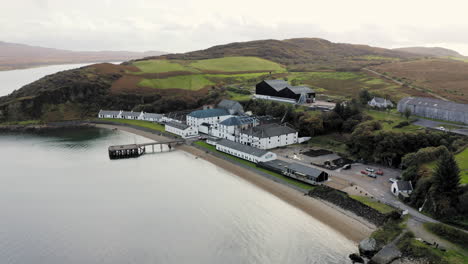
[1,37,467,123]
[394,46,465,58]
[148,38,419,71]
[0,41,166,71]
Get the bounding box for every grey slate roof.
[217,99,242,110]
[241,123,297,138]
[143,113,162,119]
[166,121,190,130]
[264,80,290,91]
[373,97,387,104]
[187,108,230,118]
[287,162,323,178]
[219,116,255,126]
[99,110,120,116]
[217,139,269,157]
[289,86,314,94]
[399,97,468,112]
[121,111,141,117]
[396,181,413,191]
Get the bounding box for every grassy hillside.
[371,58,468,103]
[139,75,214,90]
[152,38,418,71]
[189,56,284,72]
[456,148,468,184]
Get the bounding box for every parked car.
[368,173,377,178]
[343,164,352,170]
[389,178,397,183]
[361,170,368,175]
[376,169,384,175]
[366,168,375,172]
[436,126,446,131]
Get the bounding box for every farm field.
[132,59,194,73]
[189,56,285,72]
[286,71,409,101]
[139,75,214,90]
[455,148,468,184]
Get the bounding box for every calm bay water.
[0,62,120,96]
[0,128,355,263]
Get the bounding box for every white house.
[98,110,122,118]
[368,97,394,108]
[121,111,143,120]
[141,113,163,122]
[186,108,231,129]
[238,123,299,149]
[215,139,277,163]
[391,180,413,197]
[165,121,198,138]
[211,116,256,141]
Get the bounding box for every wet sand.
[95,123,376,242]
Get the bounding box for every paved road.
[413,118,468,136]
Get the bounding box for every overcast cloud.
[2,0,468,55]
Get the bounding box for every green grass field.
[139,75,214,90]
[365,110,420,132]
[194,141,314,190]
[307,133,349,154]
[227,91,252,101]
[189,56,285,72]
[455,148,468,184]
[100,118,166,132]
[133,59,193,73]
[423,147,468,184]
[350,195,396,214]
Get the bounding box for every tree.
[432,149,461,194]
[429,149,461,218]
[358,89,372,105]
[404,108,412,120]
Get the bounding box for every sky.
[2,0,468,55]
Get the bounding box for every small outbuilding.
[391,180,413,197]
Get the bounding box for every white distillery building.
[165,121,198,138]
[368,97,394,108]
[215,139,277,163]
[141,113,163,122]
[239,123,299,149]
[186,108,231,129]
[211,116,256,141]
[121,111,143,120]
[98,110,122,118]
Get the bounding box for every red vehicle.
[376,169,384,176]
[361,170,368,175]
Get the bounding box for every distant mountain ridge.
[0,41,166,70]
[394,46,464,58]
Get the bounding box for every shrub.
[424,223,468,249]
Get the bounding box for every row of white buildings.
[99,99,309,149]
[98,99,328,183]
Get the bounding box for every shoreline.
[96,123,376,242]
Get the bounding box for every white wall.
[165,125,198,139]
[215,144,277,163]
[239,132,298,149]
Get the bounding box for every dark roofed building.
[259,159,328,183]
[239,123,299,149]
[398,97,468,124]
[391,180,413,197]
[255,80,315,104]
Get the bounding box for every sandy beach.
[95,123,376,243]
